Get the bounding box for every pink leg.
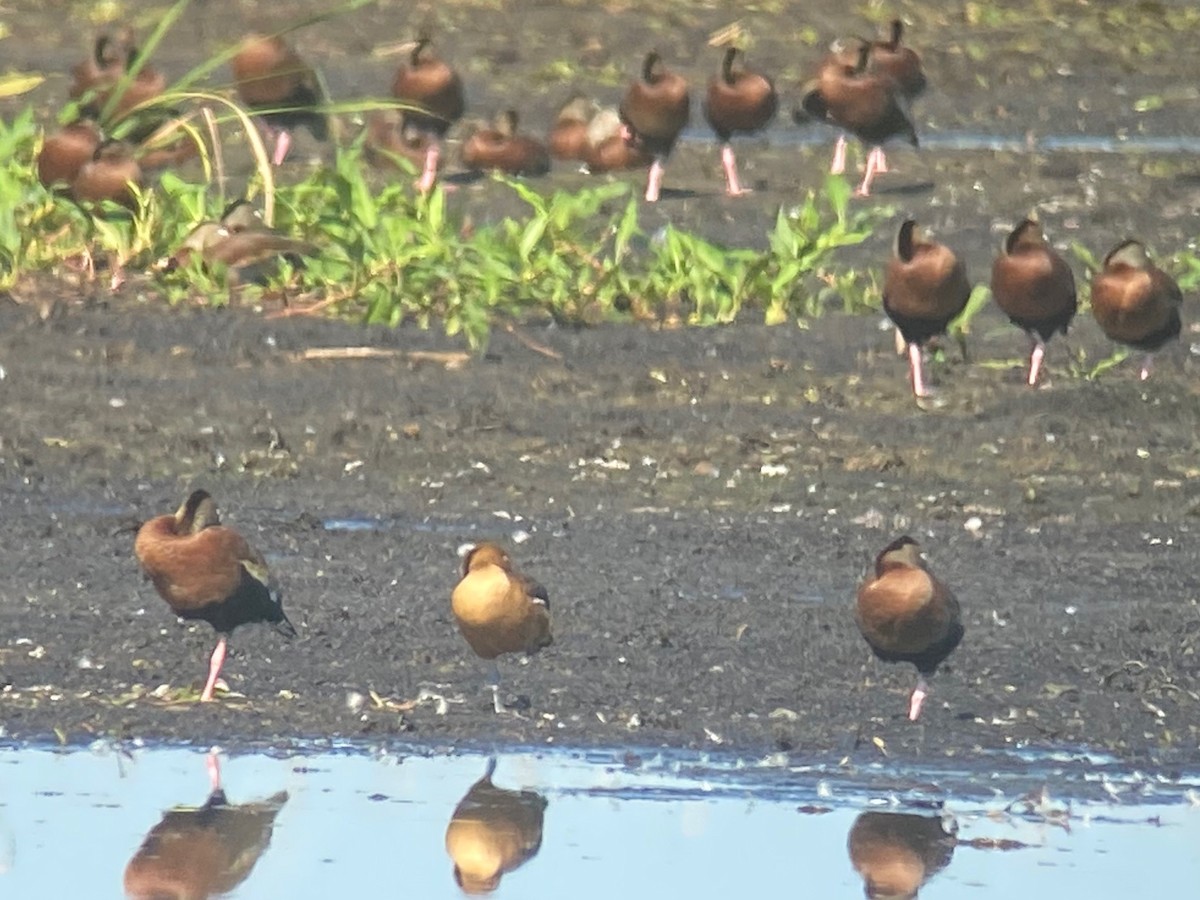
[908,342,930,398]
[417,141,441,194]
[870,146,889,174]
[1139,353,1155,381]
[271,129,293,167]
[908,675,929,721]
[206,750,222,792]
[830,135,847,174]
[645,156,666,202]
[855,147,880,197]
[1027,338,1047,387]
[721,144,749,196]
[200,635,228,703]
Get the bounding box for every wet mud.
[0,1,1199,763]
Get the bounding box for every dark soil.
[1,1,1199,764]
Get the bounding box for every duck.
[855,536,963,721]
[619,51,690,202]
[231,33,328,166]
[461,109,551,176]
[848,811,957,899]
[990,218,1078,387]
[160,199,313,285]
[450,542,552,714]
[1089,239,1183,380]
[70,138,142,209]
[363,108,435,172]
[548,95,597,161]
[703,47,777,196]
[70,30,166,121]
[445,758,548,895]
[798,40,917,197]
[883,219,972,398]
[867,19,927,101]
[124,755,287,900]
[134,489,296,702]
[582,107,654,174]
[391,37,466,193]
[37,119,103,189]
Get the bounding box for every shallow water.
[3,742,1199,898]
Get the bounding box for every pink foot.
[855,148,880,197]
[908,676,929,721]
[830,135,847,175]
[870,146,889,174]
[1139,354,1155,381]
[271,129,293,167]
[1027,338,1047,387]
[721,144,750,196]
[416,141,442,194]
[645,157,666,202]
[200,635,228,703]
[908,342,931,398]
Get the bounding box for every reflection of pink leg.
[206,751,222,792]
[721,144,749,196]
[271,129,293,166]
[871,146,889,174]
[908,342,930,398]
[417,140,441,194]
[645,157,666,202]
[830,135,847,174]
[1027,338,1047,387]
[908,675,929,721]
[200,635,228,703]
[1139,353,1155,381]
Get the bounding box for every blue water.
[2,743,1198,897]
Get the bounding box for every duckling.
[231,33,328,166]
[620,51,690,201]
[391,37,466,193]
[134,489,296,703]
[990,219,1078,386]
[451,542,552,714]
[461,109,550,176]
[1090,239,1182,380]
[848,811,957,899]
[883,219,972,398]
[856,536,963,721]
[703,47,777,196]
[445,758,547,895]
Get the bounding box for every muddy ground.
[0,0,1199,765]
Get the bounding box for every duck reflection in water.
[848,810,957,899]
[124,753,288,900]
[445,758,548,895]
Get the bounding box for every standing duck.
[391,37,466,193]
[134,489,296,702]
[883,218,972,398]
[620,51,690,202]
[444,758,548,895]
[798,40,917,197]
[461,109,551,176]
[855,536,963,721]
[1090,239,1183,380]
[703,47,777,196]
[231,33,328,166]
[990,218,1078,387]
[70,31,166,121]
[451,542,552,714]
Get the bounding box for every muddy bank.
[0,296,1197,764]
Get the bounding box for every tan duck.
[619,51,690,201]
[451,542,552,714]
[856,536,962,721]
[1090,239,1183,380]
[161,200,313,285]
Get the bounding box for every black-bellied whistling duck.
[883,219,972,398]
[134,489,296,702]
[1090,239,1183,381]
[548,95,597,162]
[71,138,142,209]
[703,47,777,196]
[37,119,103,189]
[70,31,166,121]
[583,107,654,174]
[799,40,916,197]
[461,110,551,176]
[869,19,927,100]
[856,536,962,721]
[848,811,957,899]
[990,219,1078,387]
[363,108,435,173]
[391,37,466,193]
[620,51,690,202]
[451,542,552,714]
[445,758,548,895]
[231,33,328,166]
[124,753,288,900]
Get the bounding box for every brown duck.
[391,37,466,193]
[703,47,777,196]
[70,31,166,121]
[619,51,690,201]
[461,110,551,176]
[848,810,957,899]
[856,536,962,721]
[883,219,972,398]
[451,542,552,714]
[1090,239,1182,380]
[231,33,328,166]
